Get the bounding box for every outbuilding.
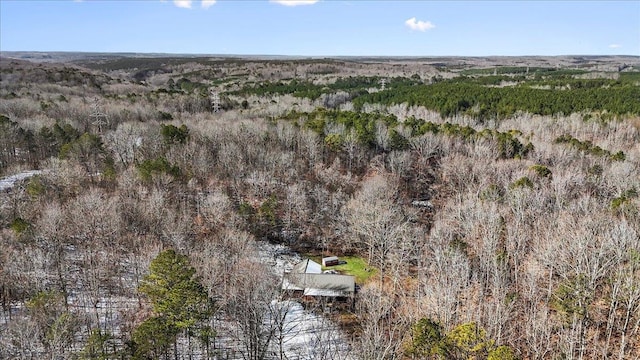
[322,256,340,267]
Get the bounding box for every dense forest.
[1,55,639,359]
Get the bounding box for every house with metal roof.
[282,259,356,299]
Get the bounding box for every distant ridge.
[2,51,638,65]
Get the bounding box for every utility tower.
[89,97,108,133]
[210,88,221,113]
[379,78,387,91]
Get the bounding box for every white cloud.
[270,0,319,6]
[173,0,192,9]
[609,44,622,49]
[405,17,435,32]
[201,0,216,8]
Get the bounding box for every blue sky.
[1,0,638,56]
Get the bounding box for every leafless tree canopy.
[1,54,639,359]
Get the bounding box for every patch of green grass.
[325,256,378,284]
[303,254,378,283]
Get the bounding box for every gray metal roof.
[290,259,322,274]
[283,272,355,297]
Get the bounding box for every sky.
[1,0,639,56]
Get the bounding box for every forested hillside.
[1,55,639,359]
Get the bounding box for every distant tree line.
[353,78,640,119]
[231,76,421,100]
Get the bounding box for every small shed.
[322,256,340,267]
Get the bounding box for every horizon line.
[1,50,639,59]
